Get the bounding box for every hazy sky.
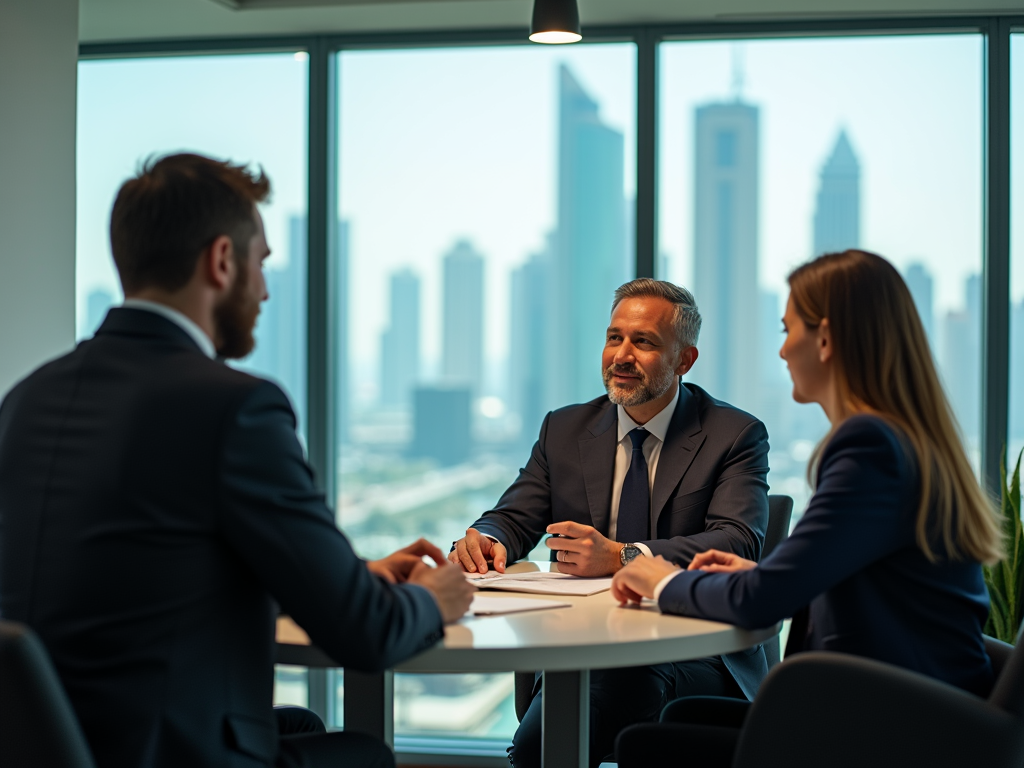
[77,34,1024,399]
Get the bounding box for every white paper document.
[465,570,613,596]
[468,595,571,616]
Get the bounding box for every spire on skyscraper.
[813,129,861,256]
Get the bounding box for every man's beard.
[213,261,260,360]
[603,361,676,407]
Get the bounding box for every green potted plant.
[984,447,1024,644]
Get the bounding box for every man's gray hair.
[611,278,702,348]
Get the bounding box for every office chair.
[730,626,1024,768]
[0,620,96,768]
[513,495,795,723]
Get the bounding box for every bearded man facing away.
[0,154,474,768]
[448,279,770,768]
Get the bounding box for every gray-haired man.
[449,278,770,767]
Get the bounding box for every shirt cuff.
[635,542,654,558]
[653,570,685,604]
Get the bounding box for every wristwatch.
[619,543,642,566]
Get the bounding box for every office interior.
[3,0,1024,764]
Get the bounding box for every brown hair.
[110,153,270,293]
[789,249,1003,565]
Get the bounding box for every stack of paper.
[466,571,612,596]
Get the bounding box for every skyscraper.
[245,215,307,429]
[904,262,935,349]
[942,274,981,440]
[380,268,421,409]
[510,242,550,443]
[813,130,861,256]
[335,219,351,447]
[441,239,485,394]
[546,64,627,410]
[692,100,760,413]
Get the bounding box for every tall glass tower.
[692,100,760,414]
[379,268,421,409]
[813,130,861,255]
[547,64,627,411]
[441,239,485,395]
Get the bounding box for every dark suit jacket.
[659,415,994,697]
[0,309,443,768]
[470,384,771,698]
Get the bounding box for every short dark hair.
[611,278,702,347]
[110,153,271,293]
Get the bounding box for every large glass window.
[658,35,984,517]
[1010,33,1024,466]
[76,53,309,427]
[333,43,636,747]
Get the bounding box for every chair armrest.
[733,652,1024,768]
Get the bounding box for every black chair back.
[763,494,794,559]
[988,624,1024,718]
[762,495,794,669]
[0,620,96,768]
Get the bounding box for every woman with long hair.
[612,250,1004,760]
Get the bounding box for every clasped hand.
[368,538,475,624]
[610,548,757,605]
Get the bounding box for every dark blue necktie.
[617,428,651,542]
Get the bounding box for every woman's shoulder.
[819,414,915,479]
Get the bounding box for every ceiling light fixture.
[529,0,582,44]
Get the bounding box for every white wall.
[0,0,78,397]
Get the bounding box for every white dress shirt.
[609,386,679,558]
[121,299,216,360]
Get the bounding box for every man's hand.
[448,528,507,574]
[545,521,623,577]
[408,560,476,624]
[687,549,757,573]
[611,555,679,605]
[367,538,447,584]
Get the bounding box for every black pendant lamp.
[529,0,582,44]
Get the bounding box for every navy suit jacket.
[471,384,771,698]
[659,415,994,697]
[0,309,443,768]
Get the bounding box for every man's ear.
[675,346,698,376]
[818,318,833,363]
[202,235,236,292]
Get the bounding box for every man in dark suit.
[449,278,770,767]
[0,153,475,768]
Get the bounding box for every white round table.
[276,562,777,767]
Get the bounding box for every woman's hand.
[687,549,757,573]
[611,556,680,605]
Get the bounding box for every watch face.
[622,545,641,564]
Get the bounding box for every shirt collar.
[616,385,680,444]
[121,299,217,359]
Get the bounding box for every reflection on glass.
[335,44,636,744]
[659,36,983,518]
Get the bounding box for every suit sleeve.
[217,381,444,671]
[467,413,555,563]
[657,418,916,629]
[643,418,770,564]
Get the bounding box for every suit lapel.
[578,402,619,536]
[651,386,705,534]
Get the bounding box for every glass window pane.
[334,44,636,745]
[658,35,983,518]
[76,53,309,428]
[1010,33,1024,467]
